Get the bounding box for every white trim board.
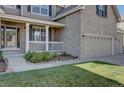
[0,14,65,27]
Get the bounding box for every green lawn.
[0,61,123,87]
[74,61,124,85]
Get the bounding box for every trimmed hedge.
[24,51,55,63]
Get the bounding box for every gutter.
[0,13,65,27]
[52,5,85,20]
[117,31,124,34]
[113,6,121,22]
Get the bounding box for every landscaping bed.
[0,60,8,72]
[51,55,77,61]
[0,51,8,72]
[24,51,77,63]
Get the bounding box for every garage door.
[82,34,112,59]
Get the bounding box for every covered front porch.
[0,14,65,53]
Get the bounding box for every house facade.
[0,5,123,60]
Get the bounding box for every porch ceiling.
[0,14,65,28]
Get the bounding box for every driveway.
[97,54,124,66]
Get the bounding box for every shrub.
[24,51,55,63]
[24,51,34,61]
[41,52,54,61]
[29,53,43,63]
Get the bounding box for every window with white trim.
[32,5,40,14]
[32,27,46,41]
[99,5,105,16]
[31,5,49,16]
[96,5,107,17]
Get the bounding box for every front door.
[5,27,17,49]
[1,26,20,50]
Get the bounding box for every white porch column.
[26,23,29,52]
[45,25,49,51]
[112,37,115,56]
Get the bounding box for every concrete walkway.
[3,50,124,73]
[3,51,81,72]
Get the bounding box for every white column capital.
[26,23,29,28]
[45,25,49,29]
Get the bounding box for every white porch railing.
[49,42,64,52]
[29,41,46,52]
[29,41,64,52]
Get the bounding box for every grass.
[74,61,124,85]
[0,61,123,87]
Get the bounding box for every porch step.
[3,50,25,57]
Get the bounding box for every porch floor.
[3,51,80,73]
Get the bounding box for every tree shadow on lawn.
[73,61,124,86]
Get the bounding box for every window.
[31,5,49,16]
[96,5,107,17]
[99,5,105,16]
[32,27,46,41]
[32,5,40,14]
[41,5,49,16]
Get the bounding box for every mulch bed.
[51,55,77,61]
[28,55,78,64]
[0,59,8,72]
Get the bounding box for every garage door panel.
[83,35,112,59]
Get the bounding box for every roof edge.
[52,5,85,20]
[0,13,65,27]
[113,5,121,22]
[53,5,121,22]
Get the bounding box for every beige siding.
[0,5,55,21]
[0,6,21,16]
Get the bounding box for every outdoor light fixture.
[82,34,86,38]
